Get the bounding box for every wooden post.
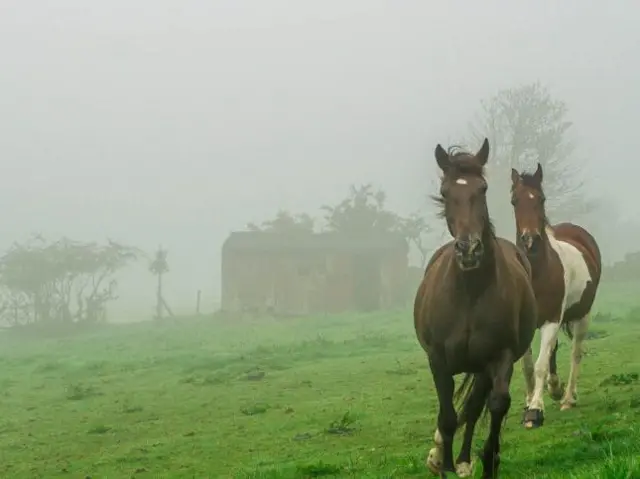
[156,270,163,321]
[196,290,201,315]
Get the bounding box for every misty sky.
[1,1,638,314]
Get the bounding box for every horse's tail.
[454,373,488,428]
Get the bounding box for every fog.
[1,0,639,318]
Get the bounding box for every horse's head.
[511,163,547,255]
[435,138,492,271]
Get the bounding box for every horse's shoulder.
[424,241,453,275]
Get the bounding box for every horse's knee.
[438,414,458,438]
[488,391,511,416]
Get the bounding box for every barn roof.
[222,231,408,254]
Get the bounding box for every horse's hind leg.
[426,356,457,477]
[455,373,491,478]
[481,350,514,479]
[561,314,589,410]
[547,339,564,400]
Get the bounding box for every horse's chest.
[533,273,564,319]
[432,306,509,373]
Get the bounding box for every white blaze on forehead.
[455,178,468,185]
[528,192,535,199]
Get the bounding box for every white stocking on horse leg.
[524,321,560,428]
[426,429,443,474]
[521,347,535,408]
[561,315,589,410]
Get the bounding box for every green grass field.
[0,282,638,478]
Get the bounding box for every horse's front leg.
[426,355,457,477]
[520,346,535,408]
[455,372,491,477]
[523,320,560,428]
[482,350,515,478]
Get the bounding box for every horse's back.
[552,222,602,285]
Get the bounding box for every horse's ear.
[476,138,490,165]
[511,168,520,185]
[533,162,543,184]
[435,144,450,171]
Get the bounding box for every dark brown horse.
[511,164,602,429]
[414,139,538,478]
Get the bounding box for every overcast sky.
[1,0,638,315]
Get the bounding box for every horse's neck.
[530,226,555,276]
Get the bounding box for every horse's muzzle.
[454,235,484,270]
[519,232,542,256]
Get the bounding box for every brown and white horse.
[510,164,602,428]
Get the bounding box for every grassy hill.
[0,283,638,478]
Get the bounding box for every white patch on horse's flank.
[528,192,535,199]
[455,178,468,185]
[546,227,592,310]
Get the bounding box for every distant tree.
[466,82,587,232]
[396,212,435,268]
[247,209,315,233]
[321,184,400,234]
[0,235,140,326]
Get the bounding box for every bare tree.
[397,212,434,268]
[466,82,588,234]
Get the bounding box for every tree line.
[246,184,436,267]
[246,81,613,263]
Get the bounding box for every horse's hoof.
[455,461,473,477]
[560,401,575,411]
[547,376,565,401]
[548,386,565,401]
[426,448,442,475]
[522,408,544,428]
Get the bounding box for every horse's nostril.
[454,239,469,253]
